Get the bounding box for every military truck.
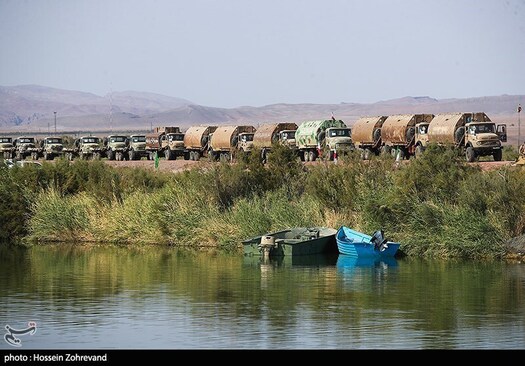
[103,134,129,161]
[351,116,388,159]
[252,122,298,163]
[183,125,217,161]
[146,126,185,160]
[295,119,353,161]
[30,136,65,160]
[13,136,37,160]
[0,136,15,159]
[64,135,103,160]
[208,125,256,161]
[380,114,435,160]
[127,134,149,160]
[424,112,506,162]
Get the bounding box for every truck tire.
[308,150,316,162]
[466,146,476,162]
[116,151,123,161]
[129,150,136,161]
[107,150,115,161]
[493,149,502,161]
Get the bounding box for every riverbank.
[2,145,524,260]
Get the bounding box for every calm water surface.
[0,244,524,350]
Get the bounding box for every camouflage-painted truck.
[64,135,104,160]
[208,125,256,161]
[423,112,506,162]
[295,119,353,161]
[13,136,37,160]
[29,136,65,160]
[183,125,217,161]
[146,127,185,160]
[252,122,298,163]
[0,136,15,159]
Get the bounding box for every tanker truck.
[424,112,506,162]
[252,122,298,163]
[351,116,388,159]
[295,119,352,162]
[381,114,434,160]
[183,125,217,161]
[209,125,256,161]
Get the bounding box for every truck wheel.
[493,149,502,162]
[381,145,391,156]
[466,146,476,162]
[107,150,115,161]
[129,150,136,161]
[116,152,123,161]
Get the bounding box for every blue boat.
[336,226,400,258]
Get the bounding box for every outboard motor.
[371,230,389,251]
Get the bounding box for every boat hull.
[336,226,400,258]
[243,227,337,257]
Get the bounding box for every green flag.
[154,151,159,169]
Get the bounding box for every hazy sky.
[1,0,524,108]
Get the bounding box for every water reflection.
[1,244,524,349]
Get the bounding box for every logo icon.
[4,322,37,347]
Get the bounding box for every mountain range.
[0,85,523,139]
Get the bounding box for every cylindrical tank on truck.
[426,112,507,162]
[209,125,257,161]
[295,119,350,162]
[252,122,298,162]
[381,114,434,160]
[183,125,217,161]
[351,116,387,160]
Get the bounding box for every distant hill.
[0,85,523,142]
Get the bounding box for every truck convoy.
[295,119,353,161]
[208,125,256,161]
[252,122,298,163]
[351,116,388,159]
[182,125,217,161]
[423,112,506,162]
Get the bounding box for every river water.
[0,244,524,350]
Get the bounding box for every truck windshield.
[110,136,127,143]
[470,124,496,134]
[0,138,12,143]
[132,136,146,143]
[83,137,99,144]
[282,131,295,140]
[168,134,184,141]
[46,138,62,144]
[242,134,254,142]
[329,129,350,137]
[418,125,428,134]
[19,138,34,143]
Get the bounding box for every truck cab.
[40,136,65,160]
[237,132,254,152]
[464,121,505,161]
[322,127,353,160]
[0,137,15,159]
[160,132,185,160]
